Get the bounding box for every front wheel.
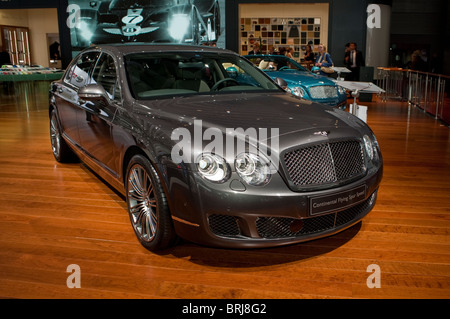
[125,155,178,251]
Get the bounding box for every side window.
[92,53,121,102]
[65,51,100,88]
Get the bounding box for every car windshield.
[125,52,281,99]
[246,55,308,72]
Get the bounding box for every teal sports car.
[244,54,347,108]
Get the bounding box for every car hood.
[133,92,368,160]
[265,70,336,87]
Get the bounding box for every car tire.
[50,109,77,163]
[125,154,178,251]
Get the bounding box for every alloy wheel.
[127,164,158,242]
[50,113,61,158]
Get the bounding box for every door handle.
[57,88,63,93]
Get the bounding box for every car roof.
[87,43,235,56]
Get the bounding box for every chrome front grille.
[308,85,338,99]
[283,140,366,190]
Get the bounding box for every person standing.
[285,47,294,59]
[0,46,12,94]
[344,42,365,81]
[0,47,11,66]
[248,42,261,55]
[404,50,427,72]
[314,44,334,76]
[304,44,315,70]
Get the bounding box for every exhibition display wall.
[67,0,226,57]
[238,3,329,60]
[0,0,374,71]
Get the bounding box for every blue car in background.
[244,54,347,108]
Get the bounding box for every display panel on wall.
[68,0,225,56]
[240,17,322,60]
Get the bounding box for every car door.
[53,50,100,147]
[77,51,121,178]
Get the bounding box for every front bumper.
[168,164,382,249]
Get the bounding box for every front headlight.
[197,153,230,183]
[169,13,190,41]
[235,153,271,186]
[291,86,306,98]
[363,134,374,160]
[337,85,346,95]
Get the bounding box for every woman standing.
[304,44,315,70]
[314,44,334,76]
[286,47,294,59]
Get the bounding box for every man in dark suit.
[344,42,364,81]
[248,42,261,55]
[0,46,12,94]
[0,46,11,66]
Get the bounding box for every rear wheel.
[125,155,178,251]
[50,109,77,163]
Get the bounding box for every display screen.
[67,0,225,57]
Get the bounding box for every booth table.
[1,66,64,112]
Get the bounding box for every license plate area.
[309,185,366,216]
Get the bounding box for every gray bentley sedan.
[49,44,382,251]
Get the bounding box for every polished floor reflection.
[1,81,50,113]
[0,84,449,299]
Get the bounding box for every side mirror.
[275,77,288,90]
[78,84,108,103]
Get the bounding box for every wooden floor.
[0,82,449,299]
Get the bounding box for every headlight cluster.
[363,134,379,161]
[197,154,229,182]
[235,153,271,186]
[337,85,347,95]
[290,86,306,98]
[197,153,272,186]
